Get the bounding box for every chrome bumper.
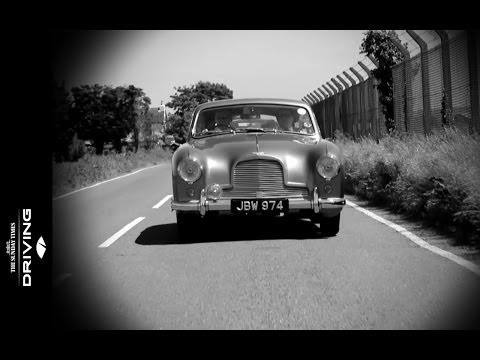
[171,187,345,215]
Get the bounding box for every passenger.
[277,109,295,131]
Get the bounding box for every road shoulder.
[345,194,480,268]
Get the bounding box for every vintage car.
[170,98,345,239]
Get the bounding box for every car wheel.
[311,213,340,236]
[319,214,340,236]
[176,211,202,242]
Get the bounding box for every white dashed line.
[153,194,173,209]
[99,217,146,248]
[346,199,480,277]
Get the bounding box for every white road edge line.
[99,217,146,248]
[53,164,163,201]
[346,199,480,277]
[153,194,173,209]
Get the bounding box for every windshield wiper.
[195,129,235,137]
[237,128,277,133]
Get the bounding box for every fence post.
[307,94,318,104]
[331,77,344,92]
[318,88,329,99]
[302,97,311,105]
[435,30,453,128]
[358,61,373,137]
[337,76,350,136]
[467,30,480,133]
[343,70,357,86]
[365,56,382,140]
[315,90,327,136]
[368,54,379,68]
[391,36,412,134]
[322,84,333,97]
[358,61,372,77]
[337,75,350,90]
[313,90,324,101]
[331,78,344,134]
[407,30,432,135]
[327,82,338,95]
[350,67,364,83]
[310,92,321,103]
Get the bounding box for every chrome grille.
[222,159,309,199]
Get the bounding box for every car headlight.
[316,154,340,180]
[178,158,202,184]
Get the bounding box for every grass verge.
[334,128,480,246]
[52,147,172,198]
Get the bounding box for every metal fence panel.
[353,84,361,138]
[476,31,480,132]
[449,31,471,132]
[393,62,406,133]
[341,90,349,135]
[426,44,444,131]
[307,30,480,140]
[407,55,425,134]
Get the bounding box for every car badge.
[256,191,264,198]
[252,151,264,156]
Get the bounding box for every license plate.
[231,199,288,214]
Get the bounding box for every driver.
[214,110,231,130]
[277,109,295,131]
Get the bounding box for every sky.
[52,30,371,109]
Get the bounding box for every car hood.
[182,133,329,186]
[192,132,319,151]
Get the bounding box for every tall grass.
[52,147,172,198]
[334,128,480,245]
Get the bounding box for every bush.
[335,127,480,245]
[53,147,172,197]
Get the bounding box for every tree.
[165,81,233,142]
[113,85,151,152]
[360,30,406,134]
[69,84,150,154]
[52,80,75,161]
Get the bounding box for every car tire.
[176,211,202,242]
[311,213,340,236]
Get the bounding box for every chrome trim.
[318,197,346,209]
[313,187,320,213]
[171,194,345,213]
[199,189,206,216]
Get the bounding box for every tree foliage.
[360,30,406,133]
[53,81,75,161]
[68,84,150,155]
[165,81,233,143]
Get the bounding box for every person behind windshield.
[214,110,231,130]
[277,109,295,131]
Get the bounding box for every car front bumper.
[171,187,345,215]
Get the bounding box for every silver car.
[170,98,345,240]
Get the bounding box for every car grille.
[222,159,309,199]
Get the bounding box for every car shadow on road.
[135,216,333,245]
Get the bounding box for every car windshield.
[192,104,315,137]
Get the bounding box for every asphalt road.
[52,163,480,329]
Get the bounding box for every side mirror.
[165,135,175,146]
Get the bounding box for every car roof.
[194,98,311,112]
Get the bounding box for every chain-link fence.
[304,30,480,139]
